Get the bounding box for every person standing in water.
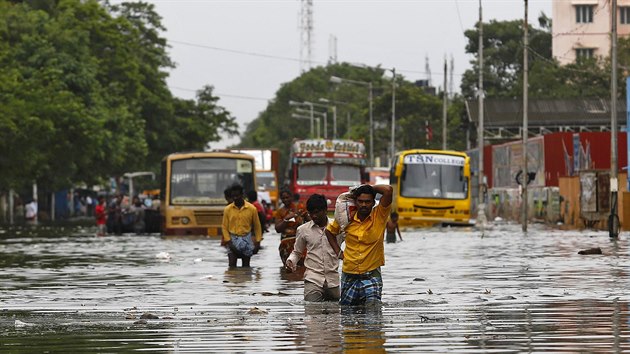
[286,194,340,302]
[221,184,262,267]
[385,212,403,243]
[275,187,308,265]
[325,184,393,306]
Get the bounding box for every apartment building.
[553,0,630,65]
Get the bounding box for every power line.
[169,39,327,65]
[170,86,271,101]
[170,39,467,77]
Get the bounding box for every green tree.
[461,17,552,98]
[0,0,237,197]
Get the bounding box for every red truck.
[286,139,368,210]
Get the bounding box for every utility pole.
[369,82,374,167]
[477,0,486,227]
[390,68,396,165]
[522,0,529,232]
[610,0,620,238]
[442,57,448,150]
[332,105,337,138]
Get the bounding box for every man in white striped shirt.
[286,194,340,302]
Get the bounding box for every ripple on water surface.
[1,223,630,352]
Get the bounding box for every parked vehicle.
[286,139,368,210]
[159,151,256,236]
[390,149,471,227]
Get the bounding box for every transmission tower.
[299,0,314,72]
[328,34,337,64]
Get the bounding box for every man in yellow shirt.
[325,184,392,305]
[222,184,262,267]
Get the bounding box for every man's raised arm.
[373,184,393,207]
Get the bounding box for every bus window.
[401,163,467,200]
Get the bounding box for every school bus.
[390,149,471,227]
[160,151,256,236]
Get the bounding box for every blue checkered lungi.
[339,268,382,305]
[228,232,255,257]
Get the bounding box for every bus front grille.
[194,211,223,225]
[421,209,446,217]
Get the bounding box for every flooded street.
[1,223,630,352]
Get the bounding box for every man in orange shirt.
[326,184,393,305]
[222,184,263,267]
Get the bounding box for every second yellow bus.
[390,149,471,227]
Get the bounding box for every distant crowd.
[95,193,160,236]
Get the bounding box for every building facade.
[553,0,630,65]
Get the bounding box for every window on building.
[575,48,594,61]
[576,5,594,23]
[621,7,630,24]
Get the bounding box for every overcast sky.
[136,0,552,148]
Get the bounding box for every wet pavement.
[1,222,629,352]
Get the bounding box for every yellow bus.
[390,149,471,227]
[160,151,256,236]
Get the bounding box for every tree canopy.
[238,63,466,180]
[0,0,237,193]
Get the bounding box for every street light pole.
[477,0,486,228]
[332,106,337,138]
[368,82,374,167]
[522,0,529,232]
[319,97,347,139]
[610,0,619,238]
[330,76,374,166]
[390,68,396,166]
[289,100,315,138]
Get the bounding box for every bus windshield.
[401,163,467,199]
[297,164,327,186]
[256,171,276,188]
[170,158,254,205]
[330,165,361,186]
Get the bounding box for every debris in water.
[14,320,35,328]
[497,295,516,300]
[427,289,433,295]
[578,247,602,255]
[140,313,159,319]
[247,307,268,315]
[156,251,171,260]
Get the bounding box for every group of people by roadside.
[94,194,159,236]
[221,182,401,306]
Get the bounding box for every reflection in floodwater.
[1,223,630,352]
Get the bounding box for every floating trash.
[155,251,171,260]
[247,307,268,315]
[15,320,34,328]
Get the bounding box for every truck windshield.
[297,164,327,186]
[330,165,361,186]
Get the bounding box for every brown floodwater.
[1,222,629,353]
